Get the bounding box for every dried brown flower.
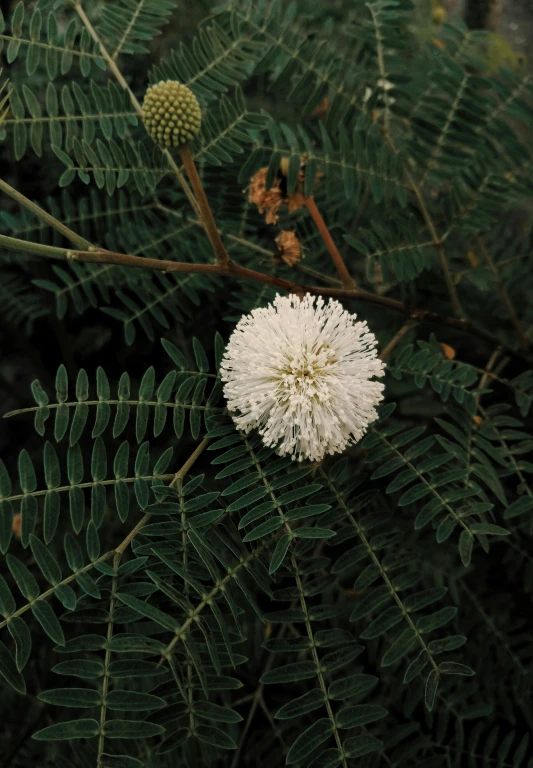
[275,230,302,267]
[249,161,320,224]
[249,167,284,225]
[287,192,306,214]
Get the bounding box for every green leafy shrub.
[0,0,532,766]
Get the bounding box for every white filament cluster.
[221,294,385,462]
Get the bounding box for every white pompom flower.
[220,294,385,462]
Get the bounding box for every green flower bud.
[142,80,201,148]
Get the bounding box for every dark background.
[1,2,532,766]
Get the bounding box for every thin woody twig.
[476,236,529,349]
[0,233,529,363]
[179,145,229,265]
[75,1,230,266]
[170,438,211,488]
[0,436,210,636]
[380,319,418,361]
[305,196,356,288]
[0,178,92,251]
[477,346,509,410]
[229,635,281,768]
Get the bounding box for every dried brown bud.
[312,97,329,118]
[275,230,302,267]
[12,512,21,539]
[440,343,456,360]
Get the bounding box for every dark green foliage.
[1,0,533,766]
[0,3,104,80]
[0,272,51,334]
[97,0,177,59]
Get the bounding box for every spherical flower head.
[221,294,385,462]
[142,80,201,148]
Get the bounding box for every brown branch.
[178,145,229,266]
[305,196,356,288]
[1,233,529,363]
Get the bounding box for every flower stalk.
[305,195,356,288]
[178,145,230,266]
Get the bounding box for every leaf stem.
[96,570,118,767]
[0,179,92,251]
[243,439,346,762]
[293,561,348,766]
[4,399,221,420]
[92,442,211,766]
